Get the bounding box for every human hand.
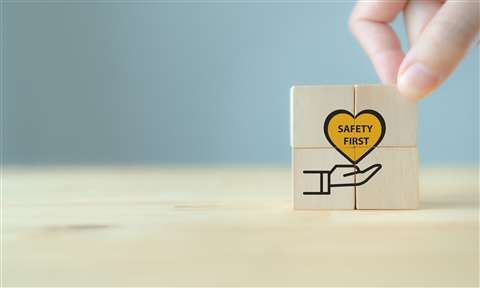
[303,164,382,195]
[349,1,479,100]
[330,163,382,187]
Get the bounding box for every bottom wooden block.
[355,147,419,210]
[293,148,355,210]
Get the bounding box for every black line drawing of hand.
[303,164,382,195]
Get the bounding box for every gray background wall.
[4,2,479,165]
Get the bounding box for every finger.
[397,1,480,100]
[355,164,382,186]
[349,0,407,84]
[359,163,382,174]
[404,0,443,45]
[343,163,380,177]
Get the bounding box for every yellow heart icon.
[324,109,385,164]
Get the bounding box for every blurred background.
[3,2,479,166]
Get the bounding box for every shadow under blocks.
[291,84,418,210]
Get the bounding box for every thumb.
[397,1,479,100]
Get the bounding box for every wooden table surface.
[3,166,479,287]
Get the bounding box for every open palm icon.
[303,164,382,195]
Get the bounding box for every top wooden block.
[290,85,354,148]
[291,84,416,148]
[355,85,416,147]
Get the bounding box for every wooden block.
[355,147,419,209]
[293,147,355,210]
[291,85,354,148]
[355,85,416,147]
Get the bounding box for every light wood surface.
[3,166,479,286]
[356,147,419,210]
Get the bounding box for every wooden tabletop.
[3,166,478,286]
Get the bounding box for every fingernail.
[397,63,439,99]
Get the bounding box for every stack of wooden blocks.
[291,85,419,210]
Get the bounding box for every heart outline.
[323,109,386,164]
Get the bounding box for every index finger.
[349,0,407,84]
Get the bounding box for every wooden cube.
[291,84,419,210]
[355,147,419,209]
[355,85,416,147]
[291,85,353,148]
[293,148,355,210]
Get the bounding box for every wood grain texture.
[291,85,353,148]
[355,84,417,147]
[3,166,478,286]
[293,148,355,210]
[355,147,419,209]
